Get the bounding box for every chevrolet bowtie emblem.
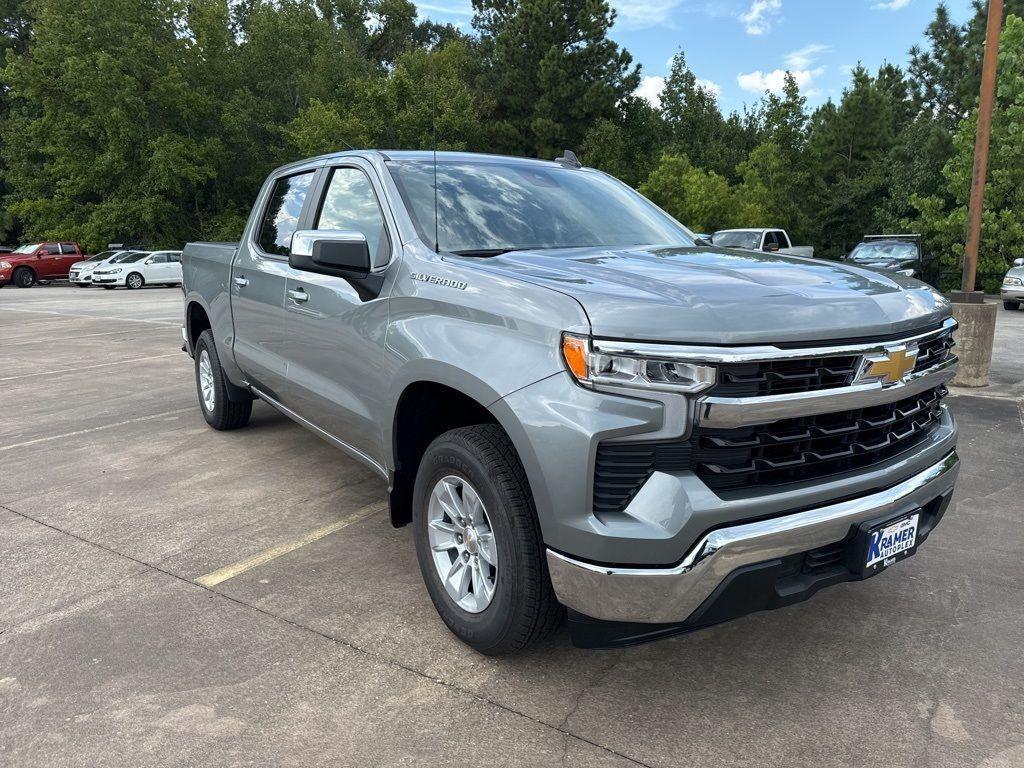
[863,346,918,385]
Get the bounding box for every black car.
[844,235,937,286]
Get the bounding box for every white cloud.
[737,67,824,94]
[873,0,912,9]
[785,43,830,70]
[636,75,666,107]
[415,1,472,15]
[612,0,686,27]
[739,0,781,35]
[697,78,722,97]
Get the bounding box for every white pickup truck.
[711,228,814,258]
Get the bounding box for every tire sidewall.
[413,437,524,650]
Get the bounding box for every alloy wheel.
[198,350,215,412]
[426,475,498,613]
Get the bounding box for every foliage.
[0,0,1020,294]
[908,14,1024,293]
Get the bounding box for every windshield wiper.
[449,248,517,257]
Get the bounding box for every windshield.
[14,243,39,254]
[107,251,140,263]
[88,250,116,262]
[119,252,151,263]
[387,160,693,254]
[849,242,918,262]
[712,231,761,250]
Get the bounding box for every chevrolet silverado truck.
[182,151,960,654]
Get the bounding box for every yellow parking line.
[195,501,387,587]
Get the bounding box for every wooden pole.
[961,0,1003,294]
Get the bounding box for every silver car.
[1001,257,1024,310]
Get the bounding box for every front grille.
[713,355,860,397]
[592,385,947,512]
[692,386,946,492]
[914,332,955,372]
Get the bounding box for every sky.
[416,0,978,114]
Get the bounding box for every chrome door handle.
[233,276,249,287]
[287,288,309,303]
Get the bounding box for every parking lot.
[1,285,1022,768]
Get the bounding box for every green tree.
[909,14,1024,293]
[639,154,738,233]
[471,0,639,158]
[581,96,663,188]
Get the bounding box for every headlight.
[561,334,716,394]
[112,268,123,273]
[0,261,10,269]
[1004,276,1023,287]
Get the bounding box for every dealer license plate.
[863,513,919,575]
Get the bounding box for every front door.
[278,163,395,466]
[230,169,316,397]
[36,243,63,277]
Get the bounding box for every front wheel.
[194,329,252,430]
[412,425,563,655]
[126,272,144,290]
[1003,300,1020,311]
[12,267,34,288]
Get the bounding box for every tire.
[12,267,34,288]
[1003,300,1020,311]
[75,283,91,288]
[126,272,144,290]
[412,425,563,655]
[194,329,252,430]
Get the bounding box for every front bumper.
[547,449,958,629]
[1001,286,1024,301]
[91,275,120,284]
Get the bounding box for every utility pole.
[960,0,1003,297]
[951,0,1001,389]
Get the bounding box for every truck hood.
[458,245,950,345]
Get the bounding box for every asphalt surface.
[1,284,1022,768]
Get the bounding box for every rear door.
[58,243,81,275]
[231,168,317,396]
[277,160,396,466]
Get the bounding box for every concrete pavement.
[1,285,1022,767]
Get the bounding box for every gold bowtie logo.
[864,347,918,385]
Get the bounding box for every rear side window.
[60,242,78,254]
[257,172,314,256]
[316,167,391,267]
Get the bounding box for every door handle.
[233,276,249,287]
[287,288,309,303]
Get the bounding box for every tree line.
[1,0,1022,291]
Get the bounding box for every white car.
[68,250,137,286]
[711,228,814,258]
[91,250,183,289]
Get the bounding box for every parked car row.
[0,243,182,288]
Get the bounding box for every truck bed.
[182,241,238,298]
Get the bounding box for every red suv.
[0,241,88,288]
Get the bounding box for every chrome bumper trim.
[695,356,957,429]
[546,449,959,624]
[592,317,956,364]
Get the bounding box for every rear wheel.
[12,267,34,288]
[1004,300,1020,311]
[412,425,562,655]
[126,272,144,290]
[194,329,252,430]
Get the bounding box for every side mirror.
[1014,258,1024,267]
[289,230,371,279]
[765,244,780,253]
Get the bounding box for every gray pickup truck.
[182,150,960,654]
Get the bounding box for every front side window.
[148,253,169,264]
[387,160,693,254]
[317,167,390,266]
[257,171,314,256]
[41,243,61,255]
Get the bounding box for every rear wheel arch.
[186,301,212,352]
